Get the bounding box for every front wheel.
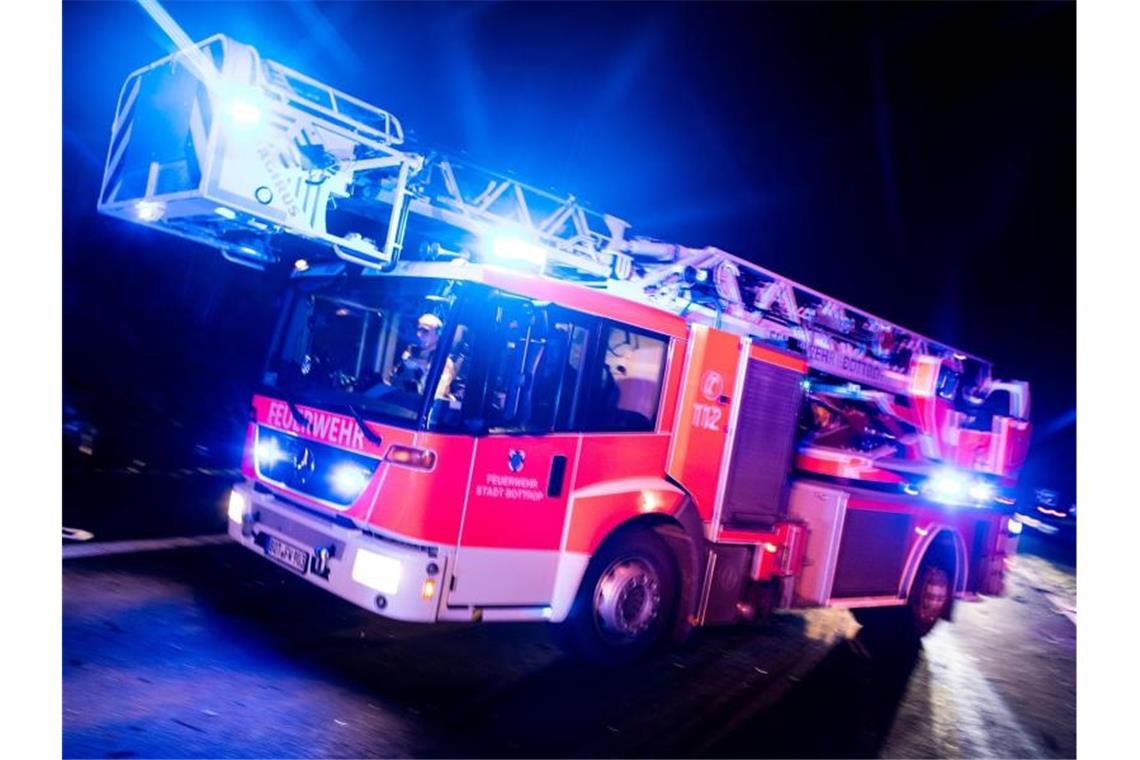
[555,528,678,664]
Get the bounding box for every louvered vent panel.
[721,360,803,529]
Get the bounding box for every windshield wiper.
[346,403,384,446]
[285,397,311,431]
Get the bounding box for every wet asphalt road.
[62,531,1075,758]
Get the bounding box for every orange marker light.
[386,445,437,470]
[421,578,437,601]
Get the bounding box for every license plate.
[264,535,309,575]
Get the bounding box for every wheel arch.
[554,478,706,640]
[900,525,968,621]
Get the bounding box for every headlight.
[227,489,248,524]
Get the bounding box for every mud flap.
[654,499,707,643]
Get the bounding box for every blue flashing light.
[329,463,370,499]
[256,437,288,469]
[968,481,995,502]
[488,233,547,268]
[217,84,267,129]
[926,469,967,502]
[224,96,263,126]
[923,468,997,506]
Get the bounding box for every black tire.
[554,527,679,664]
[853,562,952,641]
[907,563,952,637]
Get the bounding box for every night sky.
[62,2,1075,498]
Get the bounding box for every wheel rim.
[594,557,662,641]
[917,568,950,625]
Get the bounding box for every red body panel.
[573,435,672,493]
[565,487,687,555]
[666,325,743,520]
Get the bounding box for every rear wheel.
[853,562,952,641]
[910,563,951,636]
[555,528,678,664]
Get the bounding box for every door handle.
[548,455,568,497]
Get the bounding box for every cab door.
[448,297,586,608]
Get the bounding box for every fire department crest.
[700,370,724,402]
[507,449,526,473]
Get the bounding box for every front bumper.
[227,484,448,622]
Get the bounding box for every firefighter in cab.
[390,313,444,393]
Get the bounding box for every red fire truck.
[97,36,1031,661]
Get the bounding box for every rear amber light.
[385,445,437,470]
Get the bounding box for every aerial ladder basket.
[98,34,419,269]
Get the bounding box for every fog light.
[352,549,402,594]
[227,489,247,524]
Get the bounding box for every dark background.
[63,2,1075,502]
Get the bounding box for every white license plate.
[264,535,309,575]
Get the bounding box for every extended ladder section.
[99,35,994,399]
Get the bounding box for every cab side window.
[431,295,669,435]
[579,324,668,432]
[534,317,591,433]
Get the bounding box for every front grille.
[255,425,380,507]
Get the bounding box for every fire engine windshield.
[263,276,460,426]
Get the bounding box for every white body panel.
[230,482,594,624]
[785,482,849,606]
[228,484,446,622]
[446,547,560,607]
